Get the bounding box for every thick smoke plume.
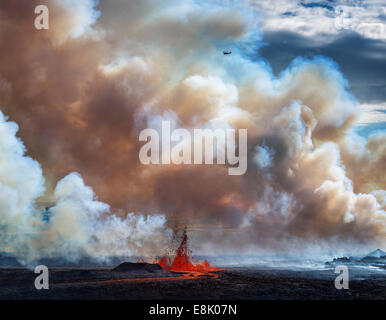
[0,0,384,261]
[0,112,170,264]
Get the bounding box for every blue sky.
[250,0,386,138]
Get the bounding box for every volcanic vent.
[156,228,220,272]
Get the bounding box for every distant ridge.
[0,252,22,267]
[365,249,386,258]
[325,248,386,266]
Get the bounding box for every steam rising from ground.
[0,0,385,262]
[0,112,169,264]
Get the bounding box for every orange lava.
[155,229,221,273]
[101,271,219,284]
[101,229,222,284]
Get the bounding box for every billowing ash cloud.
[0,112,170,264]
[0,0,384,260]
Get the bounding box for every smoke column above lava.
[0,0,385,263]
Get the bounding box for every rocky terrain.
[326,249,386,269]
[0,249,385,300]
[0,265,385,300]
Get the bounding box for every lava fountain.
[156,228,221,272]
[101,228,221,285]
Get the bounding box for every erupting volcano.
[156,229,220,273]
[102,228,221,285]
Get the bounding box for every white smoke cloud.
[0,111,170,265]
[356,103,386,125]
[0,112,45,235]
[251,0,386,41]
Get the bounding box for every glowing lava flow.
[101,271,219,284]
[156,229,220,273]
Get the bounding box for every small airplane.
[223,51,232,55]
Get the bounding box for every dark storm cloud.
[258,30,386,103]
[300,1,334,11]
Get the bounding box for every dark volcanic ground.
[0,265,385,300]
